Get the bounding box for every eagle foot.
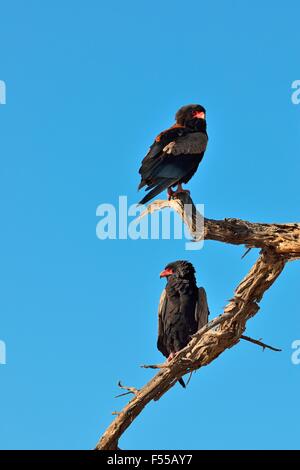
[167,187,175,200]
[167,351,179,362]
[168,183,190,199]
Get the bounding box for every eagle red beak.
[160,268,174,278]
[193,111,205,119]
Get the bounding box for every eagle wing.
[195,287,209,331]
[138,126,186,188]
[138,129,207,205]
[163,132,208,156]
[157,288,168,357]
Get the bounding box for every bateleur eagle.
[158,260,209,387]
[138,104,208,205]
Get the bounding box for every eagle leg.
[173,182,190,196]
[167,187,175,200]
[167,351,179,362]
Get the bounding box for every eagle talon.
[173,183,190,197]
[167,187,175,200]
[167,352,178,362]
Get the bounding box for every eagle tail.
[138,180,174,205]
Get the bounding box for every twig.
[140,363,170,369]
[185,371,194,387]
[115,391,135,398]
[241,247,252,259]
[240,335,282,352]
[115,381,139,398]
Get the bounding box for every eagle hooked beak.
[193,111,206,119]
[160,268,174,278]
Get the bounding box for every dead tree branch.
[137,193,300,255]
[95,193,297,450]
[115,381,139,398]
[140,363,170,369]
[240,335,282,352]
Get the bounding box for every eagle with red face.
[138,104,208,205]
[158,260,209,387]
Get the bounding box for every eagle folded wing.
[157,288,168,357]
[195,286,209,331]
[163,132,208,156]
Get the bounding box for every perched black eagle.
[138,104,208,205]
[158,260,209,387]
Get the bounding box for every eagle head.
[160,260,196,279]
[175,104,206,125]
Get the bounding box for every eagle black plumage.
[138,104,208,205]
[158,260,209,387]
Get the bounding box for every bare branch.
[114,391,134,398]
[185,371,194,387]
[115,381,139,398]
[138,193,300,256]
[240,335,282,352]
[241,247,252,259]
[140,363,170,369]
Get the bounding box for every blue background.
[0,0,299,450]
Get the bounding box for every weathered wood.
[115,381,139,398]
[95,194,296,450]
[138,193,300,255]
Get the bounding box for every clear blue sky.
[0,0,299,450]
